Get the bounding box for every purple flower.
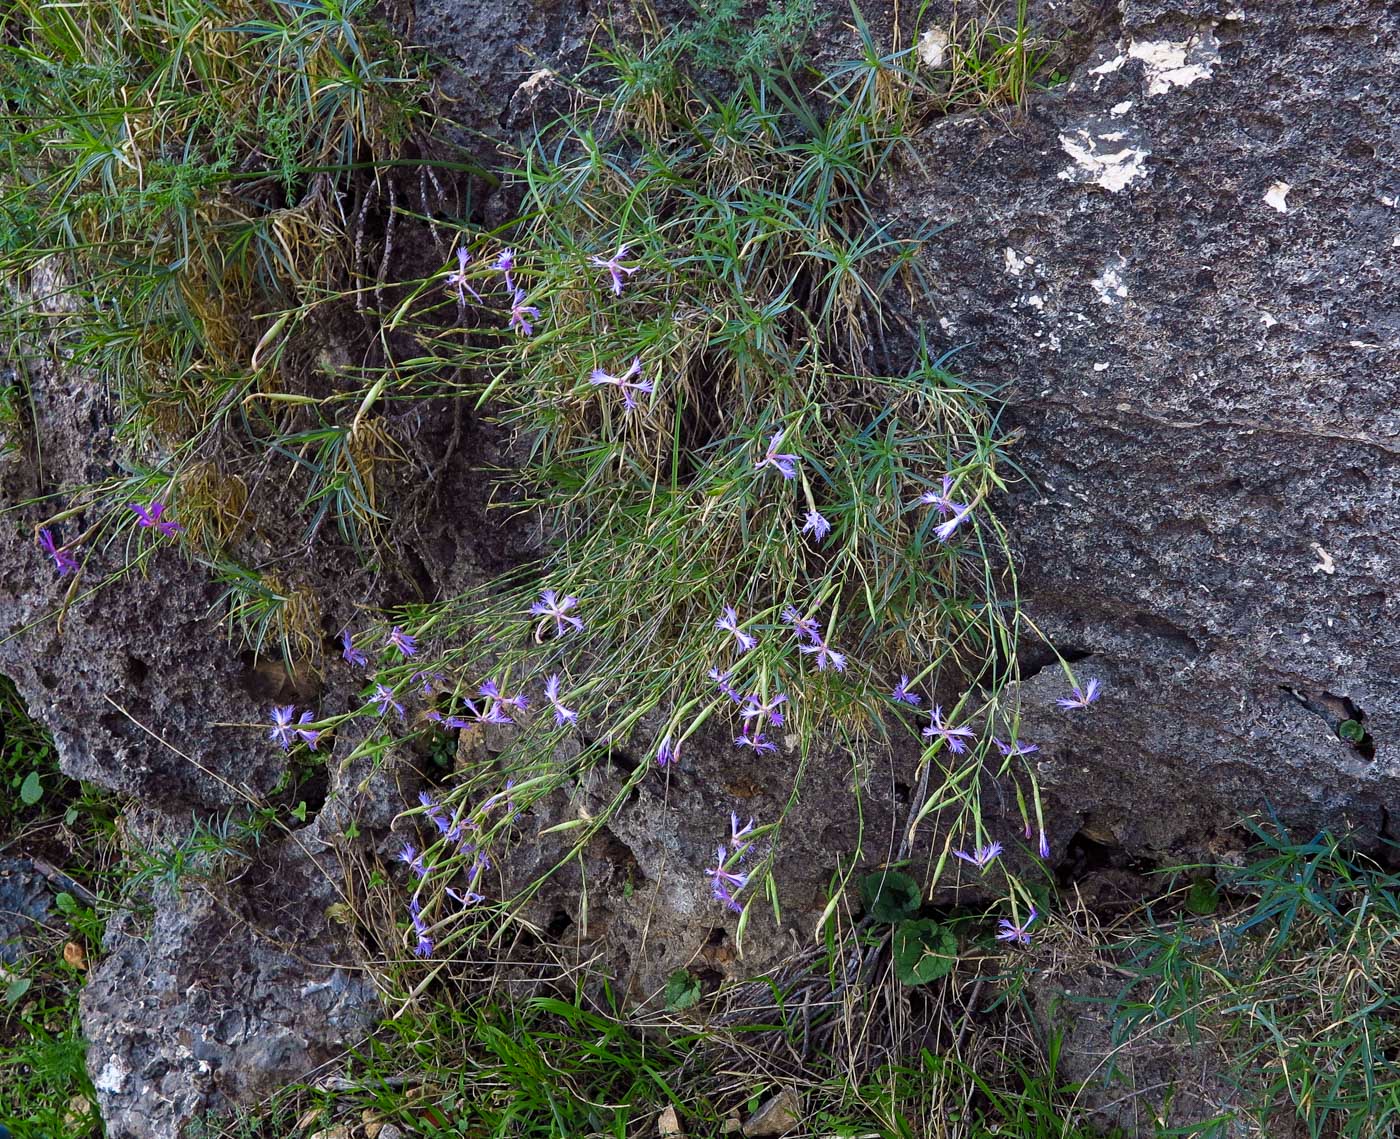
[494,248,516,291]
[1038,830,1051,860]
[799,638,846,672]
[705,844,750,913]
[922,706,975,754]
[730,812,756,849]
[447,887,484,907]
[39,528,78,576]
[781,606,821,644]
[891,675,922,706]
[129,501,182,537]
[755,431,799,480]
[801,508,831,541]
[657,736,678,767]
[733,731,777,754]
[372,684,405,720]
[993,737,1039,758]
[915,474,968,518]
[414,934,434,957]
[741,692,787,731]
[1056,679,1103,710]
[340,629,367,667]
[953,841,1003,871]
[543,674,577,726]
[267,705,297,750]
[715,606,757,653]
[589,244,638,296]
[479,679,527,718]
[709,668,743,703]
[398,842,429,879]
[934,506,974,543]
[444,245,482,305]
[996,907,1037,946]
[412,670,446,698]
[387,626,417,657]
[508,288,540,336]
[588,357,653,411]
[530,589,584,637]
[295,711,320,751]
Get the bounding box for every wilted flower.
[705,844,750,913]
[387,626,417,657]
[754,430,799,480]
[589,243,638,296]
[530,589,583,637]
[657,736,678,767]
[543,674,577,726]
[39,528,77,576]
[1038,830,1051,859]
[891,676,922,706]
[129,501,182,537]
[993,737,1039,758]
[508,288,540,336]
[340,629,367,667]
[267,705,298,750]
[801,508,831,541]
[953,841,1003,871]
[444,245,482,305]
[922,706,975,754]
[715,606,757,653]
[1056,679,1103,709]
[372,684,405,720]
[915,474,968,517]
[996,907,1037,946]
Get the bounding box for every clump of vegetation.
[0,679,108,1139]
[1104,824,1400,1138]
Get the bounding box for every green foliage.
[0,675,63,825]
[366,3,1042,958]
[664,969,703,1011]
[1107,824,1400,1138]
[860,868,923,923]
[893,918,957,985]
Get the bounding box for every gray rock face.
[898,0,1400,855]
[80,827,378,1139]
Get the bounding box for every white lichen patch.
[1091,261,1129,305]
[96,1056,130,1094]
[1264,180,1292,212]
[1111,100,1134,115]
[1128,28,1220,96]
[917,26,950,69]
[1058,126,1150,192]
[1004,247,1029,275]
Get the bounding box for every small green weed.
[1107,823,1400,1137]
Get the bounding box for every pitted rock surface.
[898,0,1400,855]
